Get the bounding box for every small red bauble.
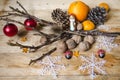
[64,50,73,59]
[3,23,18,37]
[24,18,37,30]
[97,49,105,58]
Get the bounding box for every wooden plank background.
[0,0,120,80]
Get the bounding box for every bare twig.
[0,13,26,18]
[7,29,120,52]
[16,1,28,14]
[7,31,66,52]
[7,42,36,49]
[8,12,57,26]
[0,17,24,26]
[29,47,56,65]
[9,6,26,15]
[0,14,12,17]
[8,13,27,17]
[9,2,57,26]
[0,1,57,26]
[65,30,120,37]
[34,29,58,39]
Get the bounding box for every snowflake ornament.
[38,56,65,79]
[79,53,106,80]
[95,36,119,52]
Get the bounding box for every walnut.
[84,35,95,44]
[79,41,90,51]
[66,39,77,49]
[77,23,83,31]
[40,36,47,44]
[57,40,67,53]
[72,35,82,44]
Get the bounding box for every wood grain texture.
[0,0,120,80]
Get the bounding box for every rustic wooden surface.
[0,0,120,80]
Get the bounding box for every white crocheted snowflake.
[95,36,118,52]
[38,56,65,79]
[79,53,106,80]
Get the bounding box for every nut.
[40,36,47,44]
[79,41,90,51]
[84,35,95,44]
[77,23,83,30]
[72,35,82,44]
[57,40,67,53]
[66,39,77,49]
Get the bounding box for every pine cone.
[87,7,107,25]
[51,8,70,29]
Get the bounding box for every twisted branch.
[29,47,56,65]
[65,30,120,37]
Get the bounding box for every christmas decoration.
[69,15,76,31]
[51,8,69,29]
[84,35,95,44]
[39,36,47,44]
[79,41,90,51]
[64,50,73,59]
[76,23,83,31]
[95,36,119,52]
[72,35,82,44]
[87,6,107,25]
[22,48,29,53]
[98,50,105,58]
[82,20,95,30]
[73,50,80,57]
[20,37,27,42]
[24,18,37,30]
[79,53,106,79]
[38,56,65,79]
[66,39,77,49]
[0,1,120,79]
[98,53,105,58]
[3,23,18,37]
[99,2,110,12]
[68,1,89,21]
[29,48,56,65]
[0,1,119,65]
[56,40,68,53]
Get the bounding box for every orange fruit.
[68,1,89,21]
[99,2,109,12]
[82,20,95,30]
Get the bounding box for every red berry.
[97,49,105,58]
[3,23,18,37]
[64,50,73,59]
[24,18,37,30]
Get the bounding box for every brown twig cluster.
[0,1,120,65]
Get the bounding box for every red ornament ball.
[64,50,73,59]
[97,49,105,58]
[3,23,18,37]
[24,18,37,30]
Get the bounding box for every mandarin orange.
[68,1,89,21]
[99,2,110,12]
[82,20,95,30]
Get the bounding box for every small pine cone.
[51,8,70,29]
[87,6,107,25]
